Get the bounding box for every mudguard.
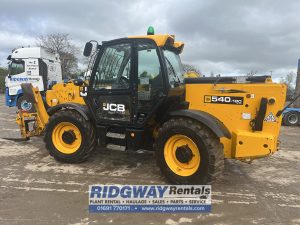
[168,109,231,139]
[47,103,90,121]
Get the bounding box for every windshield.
[163,49,184,86]
[9,60,25,75]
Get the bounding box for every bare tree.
[280,72,296,101]
[246,70,257,76]
[294,59,300,107]
[182,63,202,76]
[36,33,79,79]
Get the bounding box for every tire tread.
[155,117,224,184]
[44,109,96,163]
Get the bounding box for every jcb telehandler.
[17,28,286,184]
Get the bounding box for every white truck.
[5,47,62,112]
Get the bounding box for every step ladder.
[105,132,126,151]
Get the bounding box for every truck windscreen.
[9,60,25,75]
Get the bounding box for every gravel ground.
[0,94,299,225]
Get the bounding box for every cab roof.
[10,47,60,61]
[128,34,184,53]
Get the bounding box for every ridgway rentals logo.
[89,185,211,213]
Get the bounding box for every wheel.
[283,111,299,126]
[155,118,224,184]
[44,110,97,163]
[17,96,35,113]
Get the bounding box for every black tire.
[44,110,97,163]
[155,118,224,184]
[17,96,36,113]
[283,111,299,126]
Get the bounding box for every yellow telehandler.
[16,28,286,184]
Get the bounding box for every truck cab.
[5,47,62,110]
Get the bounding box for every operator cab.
[83,31,186,130]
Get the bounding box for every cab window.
[137,42,163,101]
[163,50,184,86]
[9,60,25,75]
[93,43,131,90]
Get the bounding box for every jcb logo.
[103,103,125,112]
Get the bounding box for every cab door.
[86,40,135,125]
[134,40,167,125]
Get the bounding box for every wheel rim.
[164,134,200,177]
[52,122,82,154]
[21,100,32,111]
[288,114,298,124]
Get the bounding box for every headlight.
[9,88,18,95]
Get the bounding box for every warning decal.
[264,112,276,122]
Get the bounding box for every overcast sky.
[1,0,300,79]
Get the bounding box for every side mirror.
[83,42,93,57]
[7,55,11,60]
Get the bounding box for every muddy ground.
[0,94,299,225]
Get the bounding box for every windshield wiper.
[165,57,181,85]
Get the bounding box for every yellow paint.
[185,82,286,159]
[164,134,200,176]
[184,71,201,78]
[46,82,85,106]
[52,122,82,154]
[128,34,184,53]
[231,130,275,158]
[32,86,49,128]
[16,111,48,138]
[17,81,85,139]
[173,41,184,49]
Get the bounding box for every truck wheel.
[155,118,224,184]
[17,96,35,113]
[283,111,299,126]
[44,110,97,163]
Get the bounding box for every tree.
[36,33,79,79]
[0,67,8,93]
[182,63,202,76]
[246,70,257,76]
[280,72,296,101]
